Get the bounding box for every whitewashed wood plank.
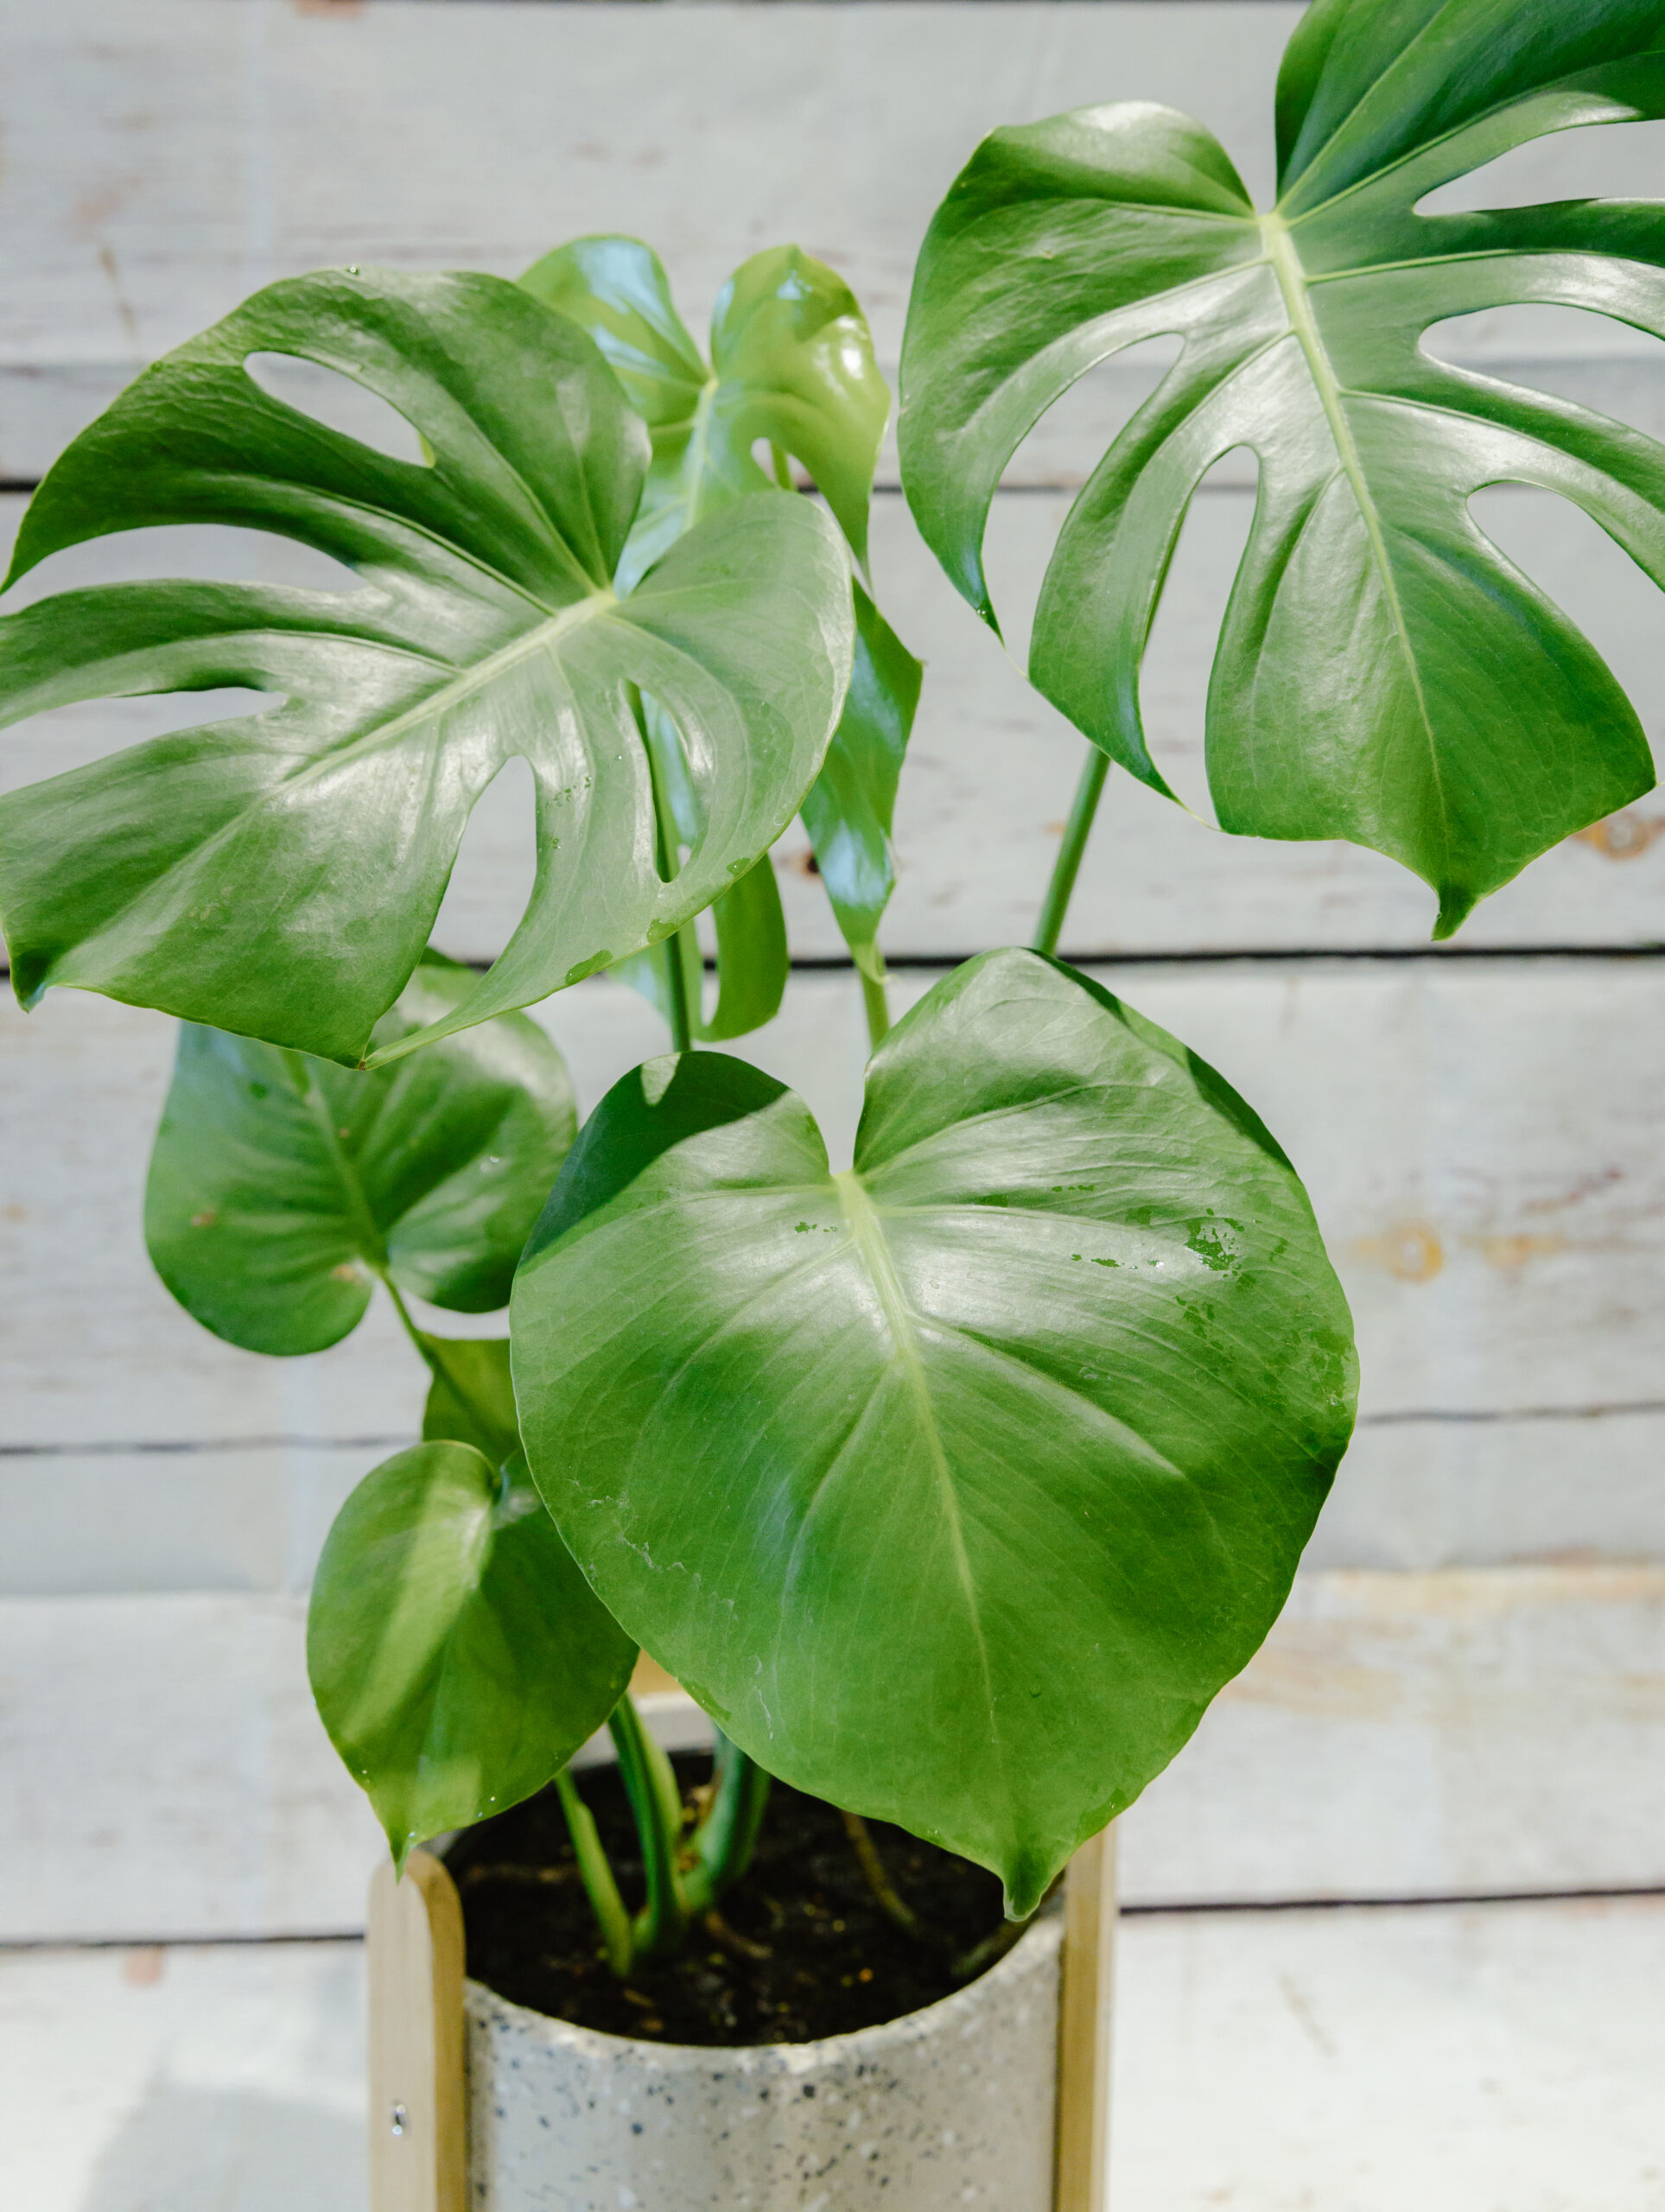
[6,3,1664,479]
[0,1593,384,1942]
[5,961,1664,1570]
[1119,1566,1665,1906]
[0,1442,391,1598]
[1110,1892,1665,2212]
[0,1940,366,2212]
[3,1569,1661,1941]
[4,489,1662,958]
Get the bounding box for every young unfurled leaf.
[900,0,1664,934]
[0,269,852,1062]
[524,238,922,992]
[521,236,889,581]
[145,954,575,1356]
[308,1441,636,1866]
[511,949,1356,1915]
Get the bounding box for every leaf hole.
[244,353,432,468]
[751,437,808,492]
[431,753,538,966]
[1466,482,1662,742]
[1138,446,1260,830]
[983,333,1186,648]
[1415,117,1665,217]
[1420,301,1665,390]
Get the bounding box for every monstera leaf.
[524,237,921,983]
[512,950,1356,1913]
[521,235,889,582]
[308,1440,636,1865]
[146,954,576,1356]
[901,0,1665,934]
[0,268,852,1063]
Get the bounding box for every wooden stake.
[368,1849,467,2212]
[1055,1823,1118,2212]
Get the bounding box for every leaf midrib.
[831,1168,1001,1733]
[1258,209,1445,812]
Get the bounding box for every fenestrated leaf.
[0,268,852,1062]
[522,238,921,983]
[145,953,576,1356]
[510,949,1356,1915]
[899,0,1665,935]
[521,237,889,581]
[420,1333,521,1467]
[308,1440,636,1866]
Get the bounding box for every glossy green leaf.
[0,268,852,1062]
[615,855,789,1044]
[511,949,1356,1914]
[522,238,922,982]
[801,582,922,982]
[420,1333,521,1467]
[899,0,1665,934]
[521,237,888,579]
[308,1440,636,1866]
[145,953,576,1356]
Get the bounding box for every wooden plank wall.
[3,1,1662,1942]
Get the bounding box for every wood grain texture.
[1057,1827,1117,2212]
[367,1853,465,2212]
[5,961,1662,1569]
[3,1567,1661,1942]
[8,2,1665,474]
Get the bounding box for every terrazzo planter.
[366,1696,1116,2212]
[464,1906,1064,2212]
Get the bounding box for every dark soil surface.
[447,1752,1013,2046]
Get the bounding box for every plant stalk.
[685,1729,772,1910]
[661,931,696,1056]
[609,1694,690,1960]
[555,1768,634,1977]
[860,963,892,1052]
[840,1808,935,1947]
[377,1269,508,1455]
[1032,746,1111,959]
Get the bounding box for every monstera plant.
[0,0,1657,1993]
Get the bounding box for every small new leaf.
[146,953,576,1356]
[308,1440,637,1866]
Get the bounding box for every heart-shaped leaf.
[524,238,922,983]
[146,953,576,1356]
[900,0,1665,934]
[511,950,1356,1914]
[308,1440,636,1866]
[0,268,852,1062]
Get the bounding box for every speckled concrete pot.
[463,1907,1063,2211]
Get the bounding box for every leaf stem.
[609,1694,690,1959]
[1033,746,1110,959]
[840,1808,936,1948]
[377,1272,510,1465]
[661,931,696,1056]
[860,963,892,1052]
[684,1731,772,1910]
[555,1767,634,1978]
